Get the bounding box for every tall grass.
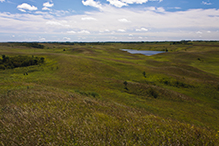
[0,42,219,145]
[0,88,218,145]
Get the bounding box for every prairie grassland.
[0,42,219,145]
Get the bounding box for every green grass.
[0,42,219,145]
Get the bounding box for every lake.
[121,49,165,56]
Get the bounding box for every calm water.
[121,49,165,56]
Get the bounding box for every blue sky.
[0,0,219,42]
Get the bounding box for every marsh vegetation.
[0,41,219,145]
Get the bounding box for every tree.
[40,57,45,63]
[123,81,128,90]
[2,55,6,62]
[143,71,146,78]
[165,48,168,52]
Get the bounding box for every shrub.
[19,42,45,49]
[0,55,45,70]
[123,81,128,90]
[143,71,146,78]
[75,90,100,98]
[160,78,194,88]
[148,87,158,98]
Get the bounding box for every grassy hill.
[0,42,219,145]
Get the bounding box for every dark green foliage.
[2,54,5,58]
[165,48,168,52]
[143,71,146,78]
[160,78,194,88]
[18,42,45,49]
[0,55,45,70]
[40,57,45,63]
[148,87,158,98]
[2,55,9,63]
[123,81,128,86]
[123,81,128,90]
[171,40,193,45]
[75,90,100,98]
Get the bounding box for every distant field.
[0,41,219,145]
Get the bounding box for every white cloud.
[106,0,161,7]
[118,18,131,23]
[0,0,5,2]
[144,6,165,12]
[81,17,97,20]
[19,9,27,12]
[136,28,148,31]
[196,31,203,34]
[117,29,126,32]
[42,7,50,10]
[110,36,117,39]
[46,21,62,26]
[157,7,165,12]
[63,37,71,41]
[17,3,37,12]
[99,29,110,33]
[106,0,127,8]
[43,2,54,7]
[42,2,54,11]
[82,0,102,9]
[121,0,148,4]
[49,10,70,16]
[39,37,46,41]
[67,31,76,34]
[78,30,90,34]
[145,7,156,11]
[46,21,70,27]
[202,1,212,5]
[1,5,219,41]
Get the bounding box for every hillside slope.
[0,42,219,145]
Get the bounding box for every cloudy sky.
[0,0,219,42]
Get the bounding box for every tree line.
[0,55,45,70]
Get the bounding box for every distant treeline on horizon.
[5,40,219,44]
[0,40,218,48]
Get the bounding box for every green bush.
[160,78,194,88]
[0,64,5,70]
[75,90,100,98]
[147,87,158,98]
[143,71,146,78]
[0,55,45,70]
[19,42,45,49]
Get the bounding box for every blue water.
[121,49,165,56]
